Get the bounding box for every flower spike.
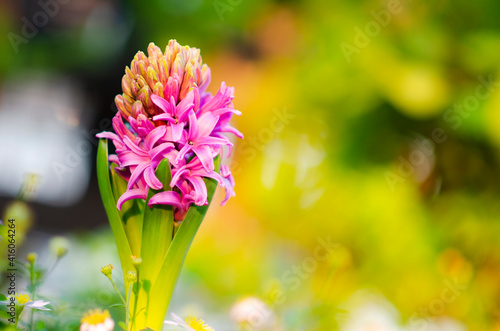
[97,40,242,221]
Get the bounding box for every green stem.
[126,283,133,329]
[44,258,61,282]
[107,276,127,306]
[130,269,140,331]
[15,306,24,328]
[30,263,35,331]
[27,257,61,331]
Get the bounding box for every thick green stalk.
[130,159,174,329]
[144,157,220,330]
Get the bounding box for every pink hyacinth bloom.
[97,40,242,220]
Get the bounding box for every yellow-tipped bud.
[101,264,114,277]
[26,252,37,265]
[115,40,211,120]
[49,236,69,258]
[127,270,137,283]
[131,100,146,118]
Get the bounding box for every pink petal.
[123,136,148,157]
[144,126,167,150]
[198,136,232,147]
[188,111,199,140]
[151,94,173,114]
[193,87,201,113]
[171,122,184,142]
[119,150,147,167]
[192,145,215,172]
[175,89,194,118]
[113,113,136,141]
[148,191,183,209]
[109,155,120,165]
[220,164,236,205]
[96,132,119,141]
[212,107,242,117]
[144,166,163,190]
[170,167,189,188]
[193,168,223,186]
[176,143,193,165]
[117,188,147,210]
[127,162,149,189]
[200,82,234,112]
[153,113,176,123]
[220,125,244,139]
[186,175,208,206]
[198,66,211,92]
[196,113,219,138]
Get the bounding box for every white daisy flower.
[0,293,51,311]
[80,309,115,331]
[340,290,403,331]
[230,296,274,328]
[164,313,215,330]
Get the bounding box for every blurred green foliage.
[2,0,500,329]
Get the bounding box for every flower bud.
[101,264,114,277]
[49,236,69,258]
[131,255,142,268]
[153,82,164,98]
[131,101,146,118]
[116,40,213,121]
[127,271,137,283]
[114,95,130,118]
[26,252,37,265]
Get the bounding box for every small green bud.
[127,271,137,283]
[101,264,113,277]
[26,252,37,265]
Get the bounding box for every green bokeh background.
[1,0,500,329]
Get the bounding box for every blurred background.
[1,0,500,330]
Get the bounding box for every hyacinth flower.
[95,40,242,330]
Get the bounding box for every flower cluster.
[97,40,242,220]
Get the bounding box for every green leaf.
[111,163,144,257]
[145,156,220,330]
[0,309,12,319]
[96,139,134,290]
[135,159,174,325]
[140,159,174,284]
[109,303,126,308]
[119,321,128,330]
